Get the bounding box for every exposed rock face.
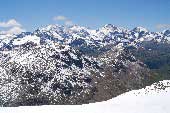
[89,46,152,102]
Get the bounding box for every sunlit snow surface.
[0,80,170,113]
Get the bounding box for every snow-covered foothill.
[0,80,169,113]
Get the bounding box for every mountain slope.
[0,80,169,113]
[0,41,152,106]
[0,43,102,106]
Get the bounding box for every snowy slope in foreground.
[1,80,170,113]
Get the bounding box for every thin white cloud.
[53,16,67,21]
[0,19,26,34]
[0,19,21,28]
[156,24,170,29]
[0,26,26,34]
[53,15,73,26]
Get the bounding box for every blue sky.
[0,0,170,33]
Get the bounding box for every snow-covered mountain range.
[0,24,170,51]
[0,24,170,106]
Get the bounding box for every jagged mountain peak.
[1,24,170,51]
[38,24,65,32]
[98,24,129,35]
[69,25,88,29]
[101,24,122,31]
[163,29,170,36]
[132,26,149,33]
[103,24,117,28]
